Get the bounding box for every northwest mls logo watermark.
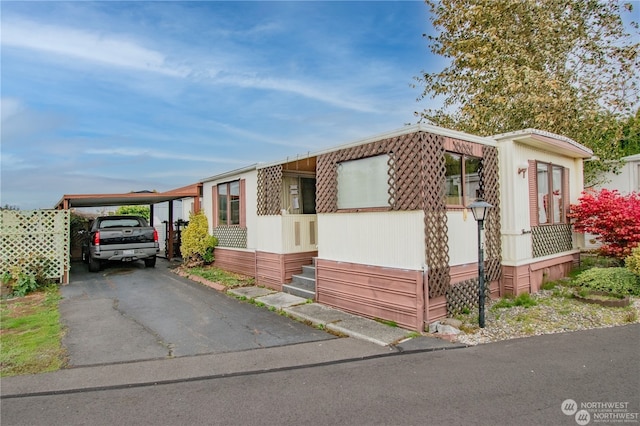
[561,399,639,425]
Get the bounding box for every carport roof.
[55,183,201,209]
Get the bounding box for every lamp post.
[468,199,493,328]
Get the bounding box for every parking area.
[60,259,334,366]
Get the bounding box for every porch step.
[283,263,316,300]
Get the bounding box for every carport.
[55,183,202,261]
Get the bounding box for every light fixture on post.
[468,199,493,328]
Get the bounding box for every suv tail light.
[153,228,158,242]
[93,231,100,246]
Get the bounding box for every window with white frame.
[337,154,390,209]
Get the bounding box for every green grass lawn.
[0,285,66,377]
[185,266,255,287]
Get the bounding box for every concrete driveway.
[60,259,334,366]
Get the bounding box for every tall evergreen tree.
[415,0,639,185]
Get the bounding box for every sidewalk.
[229,286,418,346]
[1,286,464,398]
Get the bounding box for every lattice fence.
[480,145,502,282]
[532,224,573,258]
[0,210,70,283]
[421,132,450,298]
[212,226,247,249]
[446,278,490,316]
[257,165,283,215]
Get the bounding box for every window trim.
[535,161,566,225]
[444,151,482,208]
[216,180,242,227]
[336,154,391,210]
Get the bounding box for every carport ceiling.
[56,184,201,209]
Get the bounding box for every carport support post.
[167,200,174,259]
[63,198,70,284]
[194,183,202,213]
[149,204,154,226]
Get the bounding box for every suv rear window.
[99,218,142,228]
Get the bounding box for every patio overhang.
[54,183,202,261]
[54,183,202,210]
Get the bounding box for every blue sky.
[1,1,442,210]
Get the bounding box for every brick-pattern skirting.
[316,258,424,331]
[213,248,256,277]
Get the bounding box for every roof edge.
[492,128,593,156]
[200,163,259,183]
[257,123,496,170]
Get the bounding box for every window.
[282,176,316,214]
[537,162,565,224]
[337,154,390,209]
[444,152,481,206]
[99,218,143,228]
[217,181,240,225]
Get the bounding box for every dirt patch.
[2,292,46,316]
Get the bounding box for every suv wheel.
[88,256,101,272]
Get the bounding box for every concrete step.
[300,265,316,278]
[283,262,317,300]
[291,274,316,288]
[282,282,315,300]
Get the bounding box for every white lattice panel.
[0,210,70,283]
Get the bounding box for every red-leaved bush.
[568,189,640,258]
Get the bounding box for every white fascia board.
[257,123,496,170]
[200,164,259,183]
[492,128,593,156]
[622,153,640,162]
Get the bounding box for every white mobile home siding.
[317,210,425,270]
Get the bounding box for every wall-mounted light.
[517,161,529,178]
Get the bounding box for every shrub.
[180,211,218,266]
[626,246,640,276]
[115,205,151,221]
[572,267,640,296]
[2,255,55,297]
[568,189,640,259]
[491,293,537,309]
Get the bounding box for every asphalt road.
[2,324,638,426]
[59,259,333,365]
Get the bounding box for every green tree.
[115,205,150,221]
[619,108,640,157]
[415,0,639,185]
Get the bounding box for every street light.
[468,199,493,328]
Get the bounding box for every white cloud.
[0,98,67,146]
[1,98,25,122]
[1,18,190,77]
[208,121,316,149]
[84,148,249,165]
[0,153,36,171]
[1,18,378,113]
[217,73,379,113]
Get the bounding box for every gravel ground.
[452,287,640,346]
